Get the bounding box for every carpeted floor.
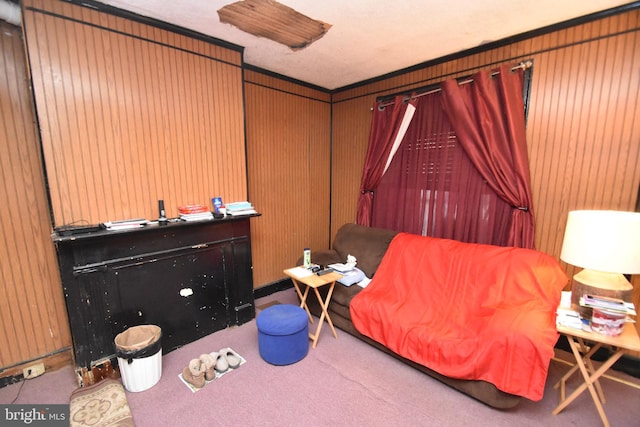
[2,289,639,426]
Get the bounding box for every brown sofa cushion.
[331,223,399,278]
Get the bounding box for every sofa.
[300,223,568,409]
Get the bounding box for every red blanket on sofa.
[350,233,567,401]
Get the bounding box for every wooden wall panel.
[244,70,331,286]
[330,97,373,235]
[0,21,71,370]
[23,0,246,226]
[526,14,640,273]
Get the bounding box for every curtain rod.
[376,60,533,110]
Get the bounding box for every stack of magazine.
[226,201,257,216]
[579,294,636,316]
[178,205,213,222]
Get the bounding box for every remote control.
[316,268,333,276]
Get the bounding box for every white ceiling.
[94,0,634,90]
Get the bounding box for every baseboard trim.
[0,347,74,389]
[254,278,293,300]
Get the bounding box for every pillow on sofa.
[332,224,399,278]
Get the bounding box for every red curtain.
[356,96,414,226]
[440,65,535,248]
[371,92,512,245]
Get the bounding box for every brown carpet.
[69,378,134,427]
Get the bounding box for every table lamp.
[560,210,640,310]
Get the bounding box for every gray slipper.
[220,347,241,369]
[214,352,229,373]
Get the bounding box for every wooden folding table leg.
[554,339,602,402]
[309,281,338,348]
[314,282,337,337]
[553,335,625,427]
[577,338,606,403]
[291,278,314,323]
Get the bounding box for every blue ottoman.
[257,304,309,365]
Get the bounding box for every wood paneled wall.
[244,70,331,286]
[0,20,71,372]
[23,0,247,226]
[331,9,640,328]
[0,0,247,375]
[3,2,639,374]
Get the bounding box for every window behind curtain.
[371,90,512,245]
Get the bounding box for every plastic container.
[212,197,223,213]
[114,325,162,392]
[591,308,626,337]
[303,248,311,268]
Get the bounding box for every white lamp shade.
[560,210,640,274]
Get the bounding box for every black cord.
[9,377,26,404]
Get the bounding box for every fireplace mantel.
[53,215,257,384]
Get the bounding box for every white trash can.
[114,325,162,392]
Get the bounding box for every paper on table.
[559,291,572,309]
[287,266,313,278]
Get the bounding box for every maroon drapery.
[356,96,414,226]
[440,65,535,248]
[371,91,512,245]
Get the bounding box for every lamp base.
[573,269,633,291]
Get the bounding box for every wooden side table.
[553,322,640,427]
[283,267,342,348]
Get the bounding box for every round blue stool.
[257,304,309,365]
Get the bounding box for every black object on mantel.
[54,223,105,236]
[158,199,168,225]
[53,215,258,379]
